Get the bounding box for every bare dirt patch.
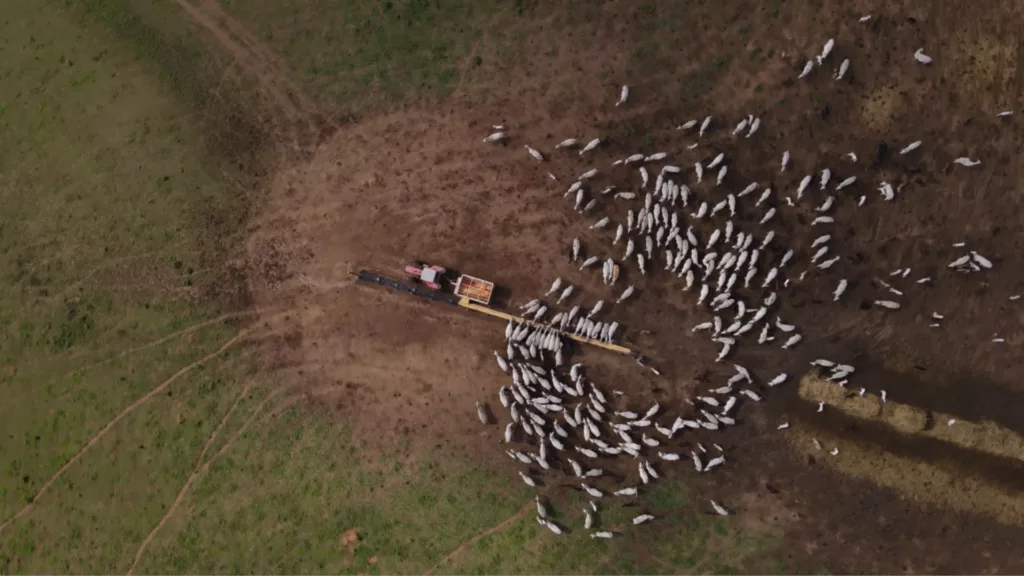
[339,528,358,553]
[186,0,1024,572]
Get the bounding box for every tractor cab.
[404,262,447,290]
[419,267,442,285]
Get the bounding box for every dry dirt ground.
[185,0,1024,571]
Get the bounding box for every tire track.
[127,382,280,574]
[172,0,321,141]
[68,310,260,376]
[0,332,248,535]
[423,499,534,575]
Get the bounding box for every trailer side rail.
[454,274,495,305]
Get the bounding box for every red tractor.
[404,262,448,290]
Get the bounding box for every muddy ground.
[185,0,1024,571]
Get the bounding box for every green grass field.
[213,0,512,112]
[0,0,781,572]
[203,0,791,115]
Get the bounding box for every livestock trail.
[461,12,1024,545]
[172,0,323,141]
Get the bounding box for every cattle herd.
[472,14,1005,538]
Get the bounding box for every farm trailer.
[354,269,635,357]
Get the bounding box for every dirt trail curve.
[423,499,534,575]
[0,332,248,535]
[173,0,323,145]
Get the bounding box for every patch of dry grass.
[949,32,1018,108]
[859,85,905,133]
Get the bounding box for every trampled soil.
[190,0,1024,571]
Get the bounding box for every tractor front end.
[405,262,446,290]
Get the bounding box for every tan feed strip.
[794,374,1024,526]
[798,374,1024,462]
[784,425,1024,525]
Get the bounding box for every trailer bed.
[454,274,495,305]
